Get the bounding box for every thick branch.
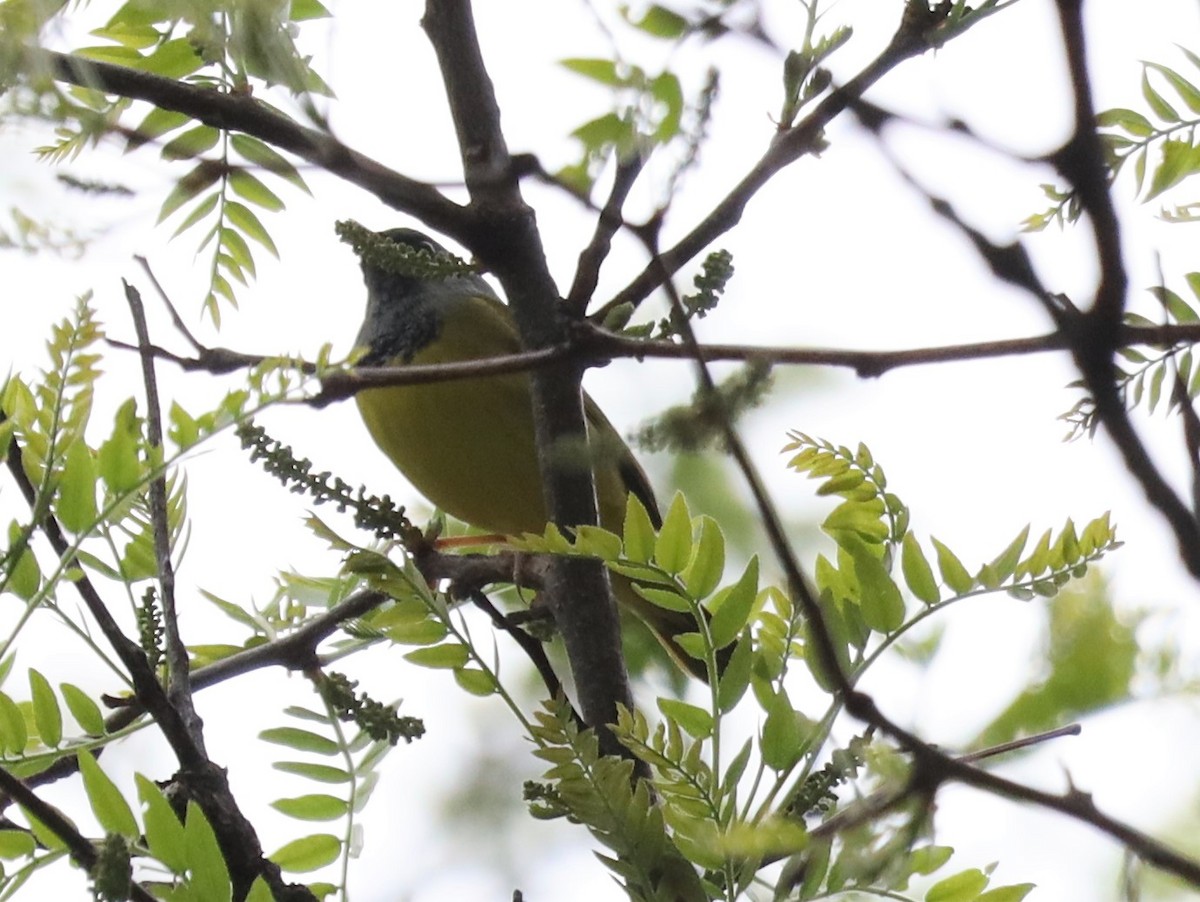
[422,0,637,754]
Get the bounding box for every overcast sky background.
[5,1,1200,899]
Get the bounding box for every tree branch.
[422,0,637,756]
[123,281,204,747]
[596,5,941,321]
[1047,2,1200,576]
[35,49,467,237]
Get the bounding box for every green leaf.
[74,45,143,66]
[816,469,867,495]
[98,399,143,494]
[290,0,332,20]
[761,687,804,771]
[571,112,635,152]
[219,227,256,279]
[1152,285,1200,323]
[650,71,683,141]
[273,762,351,783]
[259,727,339,755]
[28,670,61,748]
[60,683,105,736]
[1096,107,1154,137]
[847,541,904,633]
[229,168,285,211]
[1145,138,1200,200]
[716,633,752,713]
[138,38,203,79]
[976,885,1036,902]
[90,22,160,49]
[0,830,35,859]
[185,802,232,902]
[170,191,219,238]
[683,515,724,598]
[161,125,220,161]
[230,134,309,192]
[932,537,974,594]
[1146,62,1200,115]
[974,579,1136,748]
[823,499,889,543]
[137,774,187,873]
[988,525,1030,584]
[657,698,713,739]
[271,794,348,822]
[906,844,954,877]
[926,867,989,902]
[78,751,139,838]
[560,57,622,86]
[454,668,497,696]
[57,439,97,532]
[623,492,657,563]
[126,106,189,151]
[21,806,69,851]
[270,834,341,873]
[708,556,759,649]
[4,523,40,600]
[224,201,279,256]
[626,5,688,38]
[633,584,693,613]
[404,644,470,669]
[901,533,940,604]
[245,877,277,902]
[654,493,693,573]
[1142,68,1181,122]
[384,619,448,646]
[0,692,27,755]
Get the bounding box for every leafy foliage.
[1062,273,1200,439]
[19,1,327,322]
[1026,48,1200,231]
[517,450,1071,900]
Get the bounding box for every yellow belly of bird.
[356,367,549,536]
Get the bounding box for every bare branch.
[123,281,204,747]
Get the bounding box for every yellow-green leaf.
[78,751,138,838]
[654,493,693,574]
[901,533,939,605]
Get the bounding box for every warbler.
[352,227,717,680]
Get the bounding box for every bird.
[352,227,720,681]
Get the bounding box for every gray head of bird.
[355,228,496,365]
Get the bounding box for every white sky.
[5,1,1200,900]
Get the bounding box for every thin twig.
[123,280,203,747]
[596,5,944,321]
[463,589,578,724]
[134,256,204,354]
[566,156,646,315]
